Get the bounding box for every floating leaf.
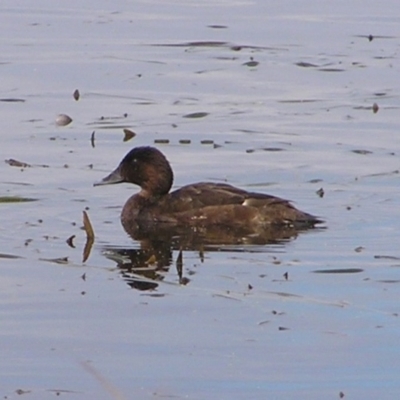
[56,114,73,126]
[83,211,95,240]
[82,238,93,263]
[123,128,136,142]
[262,147,284,152]
[82,211,94,263]
[372,103,379,113]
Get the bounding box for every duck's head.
[94,146,174,197]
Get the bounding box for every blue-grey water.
[1,1,400,399]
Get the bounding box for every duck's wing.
[164,182,321,228]
[164,182,296,212]
[164,182,250,212]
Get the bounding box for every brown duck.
[95,146,322,237]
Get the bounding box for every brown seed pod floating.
[123,128,136,142]
[56,114,73,126]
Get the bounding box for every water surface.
[1,1,400,399]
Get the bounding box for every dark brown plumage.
[95,146,322,237]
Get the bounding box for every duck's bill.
[93,168,124,186]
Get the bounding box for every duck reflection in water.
[95,146,323,290]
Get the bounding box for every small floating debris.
[200,139,214,145]
[73,89,80,101]
[90,131,95,148]
[5,159,31,168]
[283,272,289,281]
[353,34,396,42]
[0,253,23,259]
[56,113,73,126]
[374,255,400,260]
[99,113,128,121]
[40,256,69,265]
[354,246,364,253]
[0,196,37,203]
[295,61,318,68]
[179,139,191,144]
[313,268,364,274]
[262,147,284,152]
[123,128,136,142]
[352,149,373,155]
[66,235,76,248]
[318,68,345,72]
[372,102,379,113]
[316,188,324,198]
[243,57,259,67]
[154,139,170,144]
[207,24,228,29]
[15,389,31,396]
[242,57,260,67]
[0,98,26,102]
[183,112,209,119]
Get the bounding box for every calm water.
[1,1,400,399]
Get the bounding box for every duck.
[94,146,322,237]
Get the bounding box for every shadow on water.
[100,224,324,291]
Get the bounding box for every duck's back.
[155,182,319,229]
